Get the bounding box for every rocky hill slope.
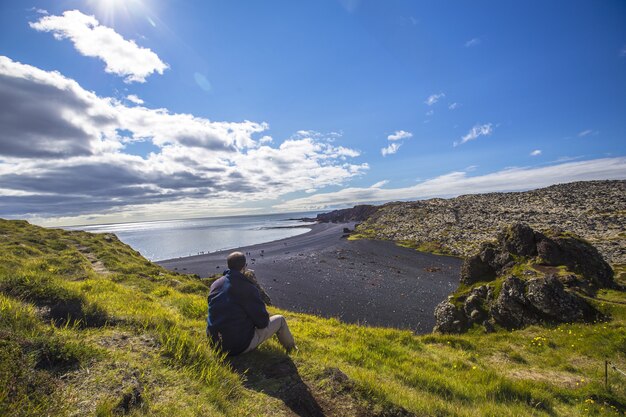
[352,180,625,264]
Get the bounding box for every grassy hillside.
[1,219,625,416]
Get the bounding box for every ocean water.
[67,212,319,261]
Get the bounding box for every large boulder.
[460,253,496,285]
[460,223,614,289]
[462,285,491,323]
[499,223,539,257]
[435,223,611,334]
[525,275,598,322]
[537,232,614,289]
[490,276,538,329]
[433,301,466,334]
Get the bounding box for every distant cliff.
[347,180,625,264]
[313,204,379,223]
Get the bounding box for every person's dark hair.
[227,251,246,271]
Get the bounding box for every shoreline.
[157,222,462,334]
[154,224,315,261]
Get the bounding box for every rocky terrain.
[300,204,378,223]
[434,223,616,334]
[350,180,625,264]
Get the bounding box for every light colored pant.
[243,315,296,353]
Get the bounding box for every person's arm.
[244,270,272,306]
[233,281,270,329]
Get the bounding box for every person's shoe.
[286,345,299,354]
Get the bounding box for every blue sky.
[0,0,625,226]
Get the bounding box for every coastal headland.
[158,222,461,333]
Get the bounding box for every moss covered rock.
[435,223,613,334]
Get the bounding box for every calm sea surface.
[66,212,319,261]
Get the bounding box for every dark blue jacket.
[206,269,269,355]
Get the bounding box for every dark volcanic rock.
[538,232,614,289]
[460,223,614,290]
[490,275,600,330]
[316,205,378,223]
[500,223,538,257]
[435,223,609,334]
[460,253,496,285]
[433,301,466,334]
[490,276,540,329]
[525,275,598,323]
[463,285,491,323]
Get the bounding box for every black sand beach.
[157,223,462,334]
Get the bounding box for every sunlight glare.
[88,0,151,27]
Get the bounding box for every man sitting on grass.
[206,251,297,355]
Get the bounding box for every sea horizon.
[65,211,322,262]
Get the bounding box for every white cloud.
[620,45,626,57]
[387,130,413,141]
[0,56,367,220]
[30,10,168,83]
[578,129,598,137]
[382,130,412,157]
[454,123,494,146]
[552,156,583,163]
[273,157,626,212]
[426,109,434,116]
[530,150,542,156]
[28,7,49,15]
[465,38,481,47]
[448,102,459,110]
[381,142,401,156]
[126,94,144,105]
[425,92,445,106]
[371,180,388,188]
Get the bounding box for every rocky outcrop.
[315,205,379,223]
[433,301,467,334]
[537,233,615,288]
[353,180,625,264]
[434,223,612,334]
[490,275,599,329]
[460,223,614,289]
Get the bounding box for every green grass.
[396,239,457,256]
[1,218,625,416]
